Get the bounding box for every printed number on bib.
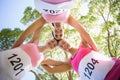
[8,54,24,76]
[84,58,99,79]
[43,9,64,15]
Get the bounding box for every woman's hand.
[58,39,71,51]
[46,39,58,49]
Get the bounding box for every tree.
[0,0,119,79]
[86,0,120,57]
[20,0,120,79]
[0,28,23,50]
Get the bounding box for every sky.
[0,0,35,30]
[0,0,36,79]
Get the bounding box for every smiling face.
[52,23,64,40]
[54,28,63,40]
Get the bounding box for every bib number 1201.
[8,54,24,76]
[84,58,99,79]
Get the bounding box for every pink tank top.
[0,43,43,80]
[21,43,44,67]
[70,46,92,73]
[70,46,115,80]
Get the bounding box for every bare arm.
[41,60,72,73]
[28,27,42,44]
[67,15,98,51]
[80,34,90,47]
[41,58,65,66]
[12,17,46,48]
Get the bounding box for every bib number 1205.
[8,54,24,76]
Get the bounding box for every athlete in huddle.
[12,0,97,52]
[0,23,64,80]
[41,37,120,80]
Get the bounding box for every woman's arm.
[41,58,65,66]
[28,27,42,44]
[80,34,90,47]
[67,15,98,51]
[12,17,46,48]
[41,60,72,73]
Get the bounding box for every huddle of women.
[0,0,120,80]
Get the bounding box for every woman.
[41,38,120,80]
[0,43,43,80]
[0,38,60,80]
[0,22,61,80]
[12,0,98,52]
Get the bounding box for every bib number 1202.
[43,9,63,14]
[8,54,24,76]
[84,58,99,79]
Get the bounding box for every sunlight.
[22,72,35,80]
[79,1,89,16]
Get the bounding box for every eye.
[48,42,50,45]
[55,35,58,37]
[60,34,62,37]
[54,44,56,47]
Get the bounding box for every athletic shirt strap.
[20,43,44,67]
[70,46,92,74]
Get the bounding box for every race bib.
[34,0,75,15]
[0,48,31,80]
[40,8,67,15]
[78,51,115,80]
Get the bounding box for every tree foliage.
[0,28,23,50]
[21,7,41,25]
[0,0,120,79]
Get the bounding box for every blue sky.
[0,0,36,79]
[0,0,34,30]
